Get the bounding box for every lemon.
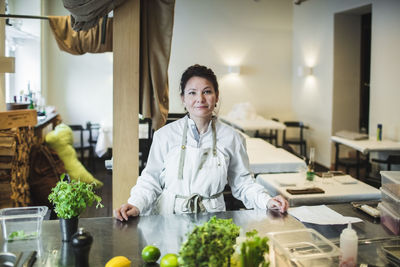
[105,256,131,267]
[141,245,161,263]
[160,253,179,267]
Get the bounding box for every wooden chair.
[139,118,153,173]
[69,124,90,165]
[255,118,279,146]
[372,155,400,171]
[282,121,308,157]
[86,122,101,172]
[166,113,186,125]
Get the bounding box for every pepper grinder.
[71,227,93,267]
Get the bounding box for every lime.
[160,253,179,267]
[141,245,161,263]
[105,256,131,267]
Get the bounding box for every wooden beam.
[0,0,6,111]
[113,0,140,210]
[0,56,15,73]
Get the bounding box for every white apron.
[153,117,228,215]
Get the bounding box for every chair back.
[283,121,308,157]
[139,118,153,173]
[86,122,101,146]
[166,113,186,125]
[68,124,86,161]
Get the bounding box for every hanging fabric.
[62,0,126,31]
[140,0,175,130]
[48,15,112,55]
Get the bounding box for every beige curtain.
[49,0,175,129]
[48,16,112,55]
[140,0,175,130]
[62,0,126,31]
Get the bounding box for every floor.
[80,158,113,218]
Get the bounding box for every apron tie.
[176,192,222,213]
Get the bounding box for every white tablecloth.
[246,138,306,174]
[331,136,400,154]
[95,124,150,157]
[220,115,286,132]
[256,173,381,206]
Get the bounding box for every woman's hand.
[114,203,140,221]
[267,195,289,213]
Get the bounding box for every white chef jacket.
[128,116,272,215]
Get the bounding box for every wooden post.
[113,0,140,210]
[0,0,6,111]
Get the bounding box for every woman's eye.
[204,90,212,95]
[188,91,195,95]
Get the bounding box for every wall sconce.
[297,66,313,77]
[227,65,240,75]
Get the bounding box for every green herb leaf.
[48,173,103,219]
[179,216,240,267]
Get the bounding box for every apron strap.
[176,192,222,213]
[178,117,217,180]
[178,117,189,180]
[211,118,217,156]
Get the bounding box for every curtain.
[140,0,175,130]
[48,16,112,55]
[52,0,175,129]
[62,0,126,31]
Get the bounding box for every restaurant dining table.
[256,172,381,206]
[331,135,400,178]
[95,123,150,157]
[220,115,286,136]
[246,138,307,174]
[1,206,398,266]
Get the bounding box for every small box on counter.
[381,187,400,215]
[381,171,400,198]
[0,206,48,241]
[267,228,340,266]
[378,203,400,235]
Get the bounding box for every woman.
[115,64,288,221]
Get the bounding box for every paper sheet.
[288,205,363,225]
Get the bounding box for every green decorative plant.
[179,216,240,267]
[48,174,103,219]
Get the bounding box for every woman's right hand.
[114,203,140,221]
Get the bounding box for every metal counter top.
[1,205,398,266]
[1,209,304,266]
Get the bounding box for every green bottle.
[28,99,34,109]
[306,147,315,181]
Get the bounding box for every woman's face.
[182,76,219,121]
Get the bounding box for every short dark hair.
[180,64,219,96]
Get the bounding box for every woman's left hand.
[267,195,289,213]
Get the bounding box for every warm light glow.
[227,65,240,75]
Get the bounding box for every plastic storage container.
[381,187,400,215]
[267,228,341,266]
[378,203,400,235]
[0,206,48,241]
[381,171,400,198]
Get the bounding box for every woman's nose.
[196,94,205,102]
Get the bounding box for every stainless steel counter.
[1,209,304,266]
[1,205,398,266]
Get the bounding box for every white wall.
[6,0,41,102]
[292,0,400,167]
[44,1,113,126]
[169,0,294,121]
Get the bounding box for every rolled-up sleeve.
[228,134,271,210]
[128,130,166,214]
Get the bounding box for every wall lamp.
[297,66,313,77]
[227,65,240,75]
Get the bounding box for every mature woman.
[114,64,288,221]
